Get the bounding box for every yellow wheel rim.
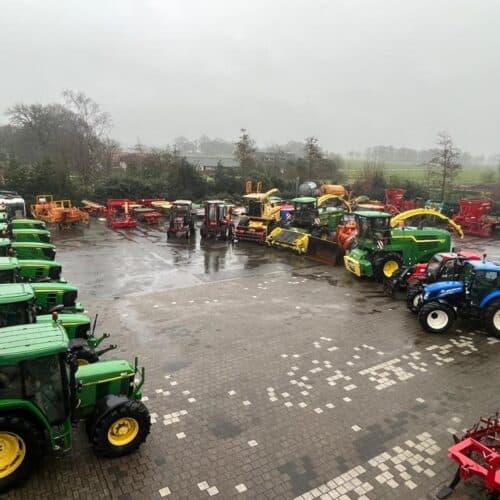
[107,418,139,446]
[383,260,399,278]
[77,358,90,366]
[0,432,26,479]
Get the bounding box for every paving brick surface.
[5,225,498,499]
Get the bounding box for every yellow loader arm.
[390,208,464,238]
[317,194,351,212]
[261,188,279,202]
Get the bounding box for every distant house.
[184,154,240,174]
[255,151,296,163]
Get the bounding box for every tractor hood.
[423,281,464,300]
[38,313,91,327]
[77,359,135,385]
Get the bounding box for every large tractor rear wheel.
[0,416,44,493]
[91,400,151,458]
[483,299,500,337]
[418,301,455,334]
[406,286,424,314]
[373,252,403,281]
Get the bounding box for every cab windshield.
[23,354,69,424]
[0,269,16,283]
[426,255,443,277]
[0,354,69,424]
[0,301,35,327]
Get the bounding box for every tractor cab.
[11,241,56,261]
[0,257,20,283]
[12,228,51,244]
[0,323,149,491]
[0,222,10,238]
[167,201,195,238]
[200,201,234,240]
[0,238,13,257]
[291,197,318,228]
[355,211,392,244]
[0,283,37,326]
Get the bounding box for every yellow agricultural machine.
[267,194,351,265]
[235,188,281,243]
[31,195,89,229]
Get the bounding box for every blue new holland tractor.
[418,259,500,335]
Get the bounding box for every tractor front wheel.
[0,416,44,493]
[91,400,151,458]
[406,286,424,314]
[483,299,500,337]
[373,253,403,281]
[418,302,455,334]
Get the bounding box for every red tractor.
[167,200,195,238]
[452,198,498,237]
[384,250,480,298]
[200,201,235,240]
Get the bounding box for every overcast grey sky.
[1,0,499,154]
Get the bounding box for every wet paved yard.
[7,221,500,500]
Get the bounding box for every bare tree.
[426,132,462,201]
[304,136,322,179]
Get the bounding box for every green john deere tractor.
[0,257,63,284]
[344,211,453,280]
[0,283,115,364]
[11,228,51,244]
[9,219,47,230]
[11,241,56,261]
[0,322,150,491]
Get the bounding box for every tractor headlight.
[423,292,429,300]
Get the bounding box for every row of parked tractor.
[0,207,151,492]
[82,186,500,339]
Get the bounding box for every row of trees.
[0,91,477,204]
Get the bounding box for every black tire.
[372,252,404,281]
[91,400,151,458]
[406,286,424,314]
[418,301,455,334]
[220,226,228,240]
[483,298,500,337]
[0,415,44,493]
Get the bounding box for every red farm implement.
[437,413,500,499]
[384,189,424,215]
[106,199,137,229]
[452,198,498,237]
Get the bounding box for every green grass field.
[342,160,498,185]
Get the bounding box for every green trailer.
[11,241,56,261]
[344,211,453,280]
[0,322,150,491]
